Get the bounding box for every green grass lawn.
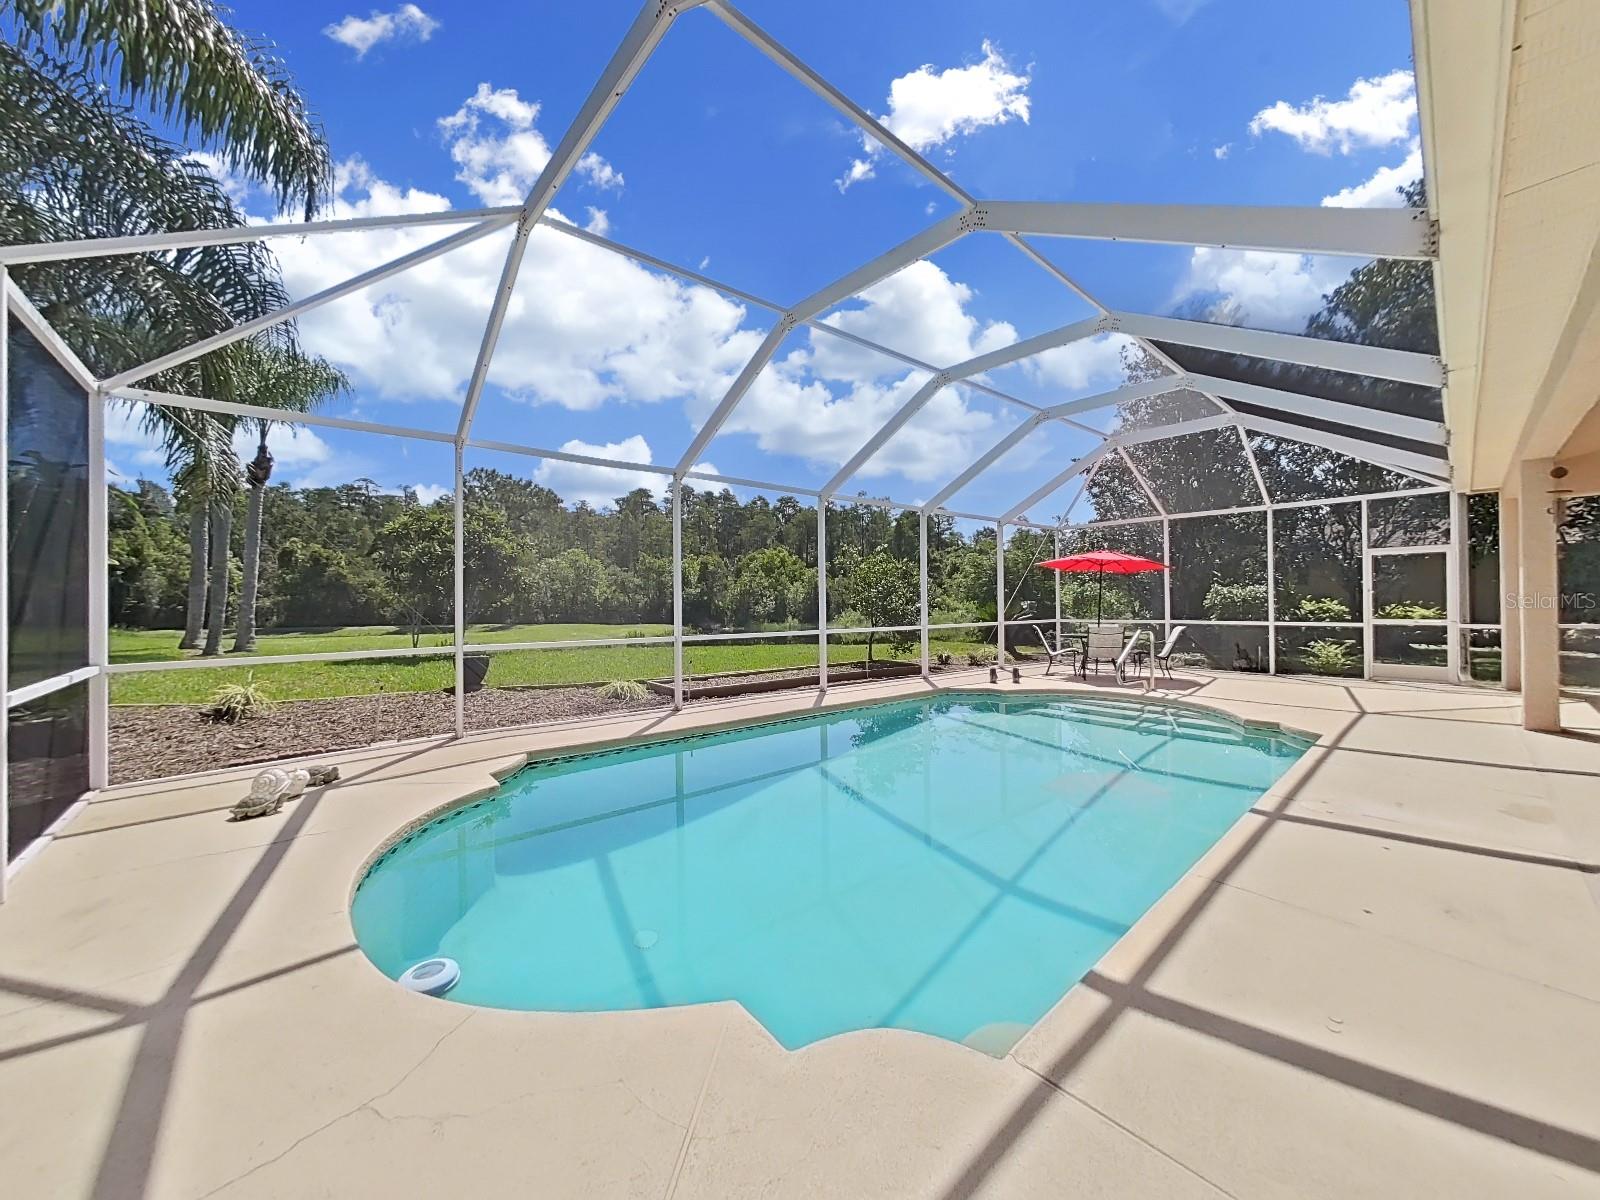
[109,622,674,664]
[108,625,992,704]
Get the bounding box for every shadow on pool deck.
[932,710,1600,1198]
[3,673,1599,1198]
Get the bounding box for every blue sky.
[104,0,1424,518]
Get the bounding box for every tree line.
[109,469,1134,641]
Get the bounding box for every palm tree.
[231,345,348,652]
[3,0,329,217]
[201,491,233,656]
[2,0,335,651]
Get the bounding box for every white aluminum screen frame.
[0,0,1474,844]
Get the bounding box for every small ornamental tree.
[841,551,918,666]
[371,502,520,646]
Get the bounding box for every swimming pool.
[352,693,1308,1052]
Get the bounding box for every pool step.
[1039,701,1264,747]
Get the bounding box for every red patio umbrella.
[1039,549,1168,624]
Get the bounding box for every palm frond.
[0,43,291,386]
[6,0,331,216]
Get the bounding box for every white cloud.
[434,83,625,210]
[256,90,1013,493]
[583,207,611,236]
[723,357,993,485]
[1022,333,1145,394]
[839,41,1030,190]
[1172,246,1353,332]
[1248,69,1415,155]
[1212,143,1231,160]
[814,260,1015,378]
[102,402,350,487]
[438,83,550,204]
[184,151,256,206]
[1321,139,1422,208]
[104,402,169,471]
[228,424,350,487]
[533,436,660,508]
[576,151,624,191]
[263,157,764,419]
[232,424,332,475]
[410,482,449,504]
[324,5,439,59]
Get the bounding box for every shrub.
[935,652,953,667]
[967,647,998,666]
[204,674,273,724]
[1293,596,1352,622]
[1203,580,1268,621]
[596,679,650,702]
[1375,602,1445,620]
[1300,638,1359,676]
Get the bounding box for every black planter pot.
[463,653,492,693]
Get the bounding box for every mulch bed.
[107,659,994,785]
[108,685,668,785]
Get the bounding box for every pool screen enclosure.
[3,0,1475,882]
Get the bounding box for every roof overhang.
[1415,0,1600,494]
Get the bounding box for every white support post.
[919,513,930,680]
[1161,518,1172,638]
[1446,491,1465,683]
[1517,459,1562,732]
[1265,505,1278,675]
[1499,492,1522,691]
[672,478,684,708]
[817,500,829,692]
[87,387,109,789]
[996,523,1006,664]
[452,444,466,737]
[1053,527,1061,646]
[1360,499,1373,678]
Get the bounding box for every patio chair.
[1031,625,1082,676]
[1153,625,1187,678]
[1082,623,1125,676]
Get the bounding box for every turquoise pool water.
[352,693,1307,1051]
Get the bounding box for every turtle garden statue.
[229,764,339,820]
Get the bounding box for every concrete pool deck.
[2,669,1599,1198]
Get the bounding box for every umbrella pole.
[1096,567,1104,625]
